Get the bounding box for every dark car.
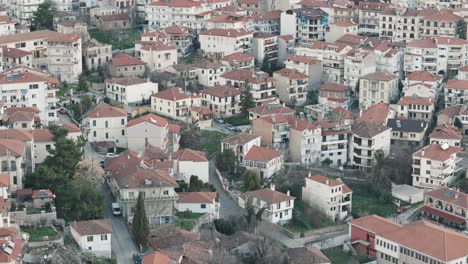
[58,108,67,114]
[99,161,105,169]
[133,254,142,264]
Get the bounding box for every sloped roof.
[87,103,127,118]
[172,148,207,162]
[244,145,282,162]
[221,133,260,145]
[126,113,168,128]
[178,192,217,204]
[243,188,294,205]
[352,121,391,138]
[413,143,462,161]
[71,219,112,236]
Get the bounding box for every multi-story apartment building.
[350,122,392,170]
[280,8,329,43]
[320,122,351,167]
[295,41,352,84]
[284,55,322,91]
[199,29,253,58]
[387,118,427,148]
[252,114,289,150]
[206,14,251,30]
[252,32,278,67]
[0,16,16,36]
[380,7,463,42]
[200,85,242,118]
[106,151,179,224]
[445,79,468,107]
[318,83,351,109]
[140,43,178,72]
[395,96,435,121]
[86,103,128,148]
[358,1,389,37]
[151,87,201,120]
[83,39,112,72]
[239,185,295,224]
[344,49,376,88]
[8,0,45,25]
[287,116,321,165]
[220,52,255,71]
[359,72,399,109]
[109,53,145,78]
[412,143,463,190]
[429,124,462,147]
[191,61,226,87]
[159,26,194,58]
[277,34,294,67]
[56,20,88,42]
[46,34,82,83]
[52,0,72,11]
[249,10,281,35]
[220,69,276,105]
[0,71,59,125]
[404,37,468,75]
[422,187,467,230]
[2,47,32,69]
[106,78,158,107]
[145,0,230,31]
[326,21,358,43]
[0,139,26,191]
[350,215,468,263]
[273,68,308,106]
[302,175,352,221]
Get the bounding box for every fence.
[11,208,58,226]
[278,223,348,239]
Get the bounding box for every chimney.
[145,178,152,185]
[127,155,130,160]
[270,184,275,191]
[325,179,330,185]
[421,150,425,156]
[287,190,290,196]
[308,172,311,177]
[359,109,362,117]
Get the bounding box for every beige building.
[359,71,399,109]
[412,143,463,190]
[251,114,289,150]
[201,85,242,118]
[2,47,32,69]
[273,68,308,106]
[86,103,128,148]
[83,39,112,72]
[0,16,16,36]
[46,34,82,83]
[0,139,26,191]
[199,28,253,58]
[395,96,435,121]
[126,113,172,152]
[302,175,352,221]
[243,145,284,179]
[387,118,427,148]
[98,13,131,31]
[358,1,389,36]
[151,87,201,120]
[326,21,358,43]
[287,116,321,165]
[445,79,468,107]
[221,133,261,162]
[140,43,177,72]
[56,20,89,42]
[109,53,145,78]
[350,122,392,170]
[284,55,322,91]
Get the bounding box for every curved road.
[208,160,242,219]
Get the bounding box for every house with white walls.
[243,145,283,179]
[221,133,261,163]
[70,219,112,258]
[172,149,209,183]
[105,78,158,107]
[85,103,128,149]
[126,113,172,153]
[177,192,220,220]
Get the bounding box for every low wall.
[11,209,58,226]
[278,224,348,239]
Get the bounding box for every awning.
[421,205,466,225]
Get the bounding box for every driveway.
[208,160,242,219]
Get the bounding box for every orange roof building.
[243,145,283,179]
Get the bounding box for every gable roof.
[413,143,462,161]
[88,103,127,118]
[221,133,260,145]
[126,113,168,128]
[0,139,25,157]
[142,252,170,264]
[357,102,391,124]
[425,187,467,209]
[71,219,112,236]
[446,79,468,90]
[429,125,462,140]
[201,85,242,98]
[274,68,308,79]
[178,192,217,204]
[172,148,207,162]
[152,87,190,101]
[361,71,397,81]
[350,214,403,234]
[111,53,145,67]
[352,121,391,138]
[244,145,282,162]
[248,104,295,117]
[387,119,427,133]
[243,188,294,205]
[287,247,331,264]
[31,129,54,142]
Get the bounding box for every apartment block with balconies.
[350,122,391,170]
[252,32,278,67]
[302,175,352,221]
[252,114,289,150]
[46,34,82,83]
[273,68,308,106]
[421,187,467,230]
[320,124,351,167]
[359,72,399,109]
[280,8,329,44]
[444,79,468,107]
[412,143,463,190]
[83,39,111,72]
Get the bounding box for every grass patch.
[323,247,371,264]
[176,219,196,231]
[224,115,250,126]
[176,211,204,219]
[345,180,396,217]
[282,223,313,233]
[89,29,140,50]
[22,226,58,242]
[193,130,227,157]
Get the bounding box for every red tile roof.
[220,52,254,65]
[149,0,202,8]
[425,187,467,209]
[7,111,35,122]
[397,96,434,106]
[361,71,397,81]
[111,53,144,67]
[31,129,53,142]
[286,115,319,132]
[0,139,25,157]
[126,113,168,128]
[88,103,127,118]
[178,192,217,204]
[191,107,212,115]
[168,124,181,134]
[201,85,242,98]
[320,83,349,92]
[0,71,55,85]
[46,33,81,43]
[172,148,207,162]
[274,68,308,79]
[413,143,462,161]
[334,20,357,27]
[32,189,53,199]
[244,145,282,162]
[248,104,295,117]
[258,114,289,125]
[0,30,62,46]
[429,125,462,140]
[152,87,190,101]
[3,47,31,58]
[200,28,252,38]
[285,54,318,65]
[446,79,468,90]
[357,102,391,124]
[61,123,81,133]
[406,71,441,82]
[142,252,170,264]
[249,10,281,20]
[243,188,294,205]
[71,219,112,236]
[221,68,253,81]
[0,238,21,263]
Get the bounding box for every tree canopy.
[28,125,104,221]
[31,1,53,31]
[240,83,255,116]
[243,170,261,191]
[216,149,236,173]
[132,192,149,251]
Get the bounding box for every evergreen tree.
[216,149,236,173]
[240,82,255,116]
[132,192,149,251]
[454,117,463,129]
[77,73,89,92]
[261,55,272,75]
[242,170,260,191]
[31,1,53,31]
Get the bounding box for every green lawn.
[22,226,58,242]
[323,247,371,264]
[176,211,204,219]
[176,219,197,231]
[89,29,140,50]
[193,130,227,157]
[224,115,250,126]
[282,223,313,233]
[345,181,396,217]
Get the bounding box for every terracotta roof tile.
[243,188,294,205]
[413,143,462,161]
[7,111,35,122]
[356,102,391,124]
[406,71,441,82]
[222,133,259,145]
[46,33,81,43]
[220,52,254,65]
[88,103,127,118]
[149,0,202,8]
[32,189,53,199]
[172,148,207,162]
[248,104,295,117]
[3,47,31,58]
[274,68,308,79]
[244,145,282,162]
[61,123,81,133]
[361,71,397,81]
[320,83,349,92]
[200,28,252,38]
[142,252,170,264]
[31,129,53,142]
[429,125,462,140]
[397,96,434,106]
[352,121,390,138]
[201,85,242,98]
[350,214,403,234]
[178,192,216,204]
[0,30,62,46]
[286,115,319,132]
[446,79,468,90]
[152,87,191,101]
[258,114,289,124]
[168,124,181,134]
[71,219,112,236]
[285,54,318,65]
[126,113,168,128]
[249,10,281,20]
[425,187,467,209]
[111,53,144,67]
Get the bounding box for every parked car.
[112,203,121,216]
[214,117,224,124]
[106,153,118,159]
[57,108,67,114]
[225,124,235,131]
[99,160,105,168]
[133,254,142,264]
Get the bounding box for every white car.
[106,153,118,158]
[112,203,121,216]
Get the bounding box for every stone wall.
[11,209,58,226]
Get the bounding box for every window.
[121,119,125,125]
[93,120,96,127]
[163,190,169,195]
[93,131,96,137]
[87,236,93,242]
[201,204,206,209]
[22,123,27,128]
[129,192,134,198]
[101,234,108,240]
[105,121,108,128]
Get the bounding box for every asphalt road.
[208,160,242,219]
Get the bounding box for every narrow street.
[208,160,242,218]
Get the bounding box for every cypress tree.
[132,192,149,251]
